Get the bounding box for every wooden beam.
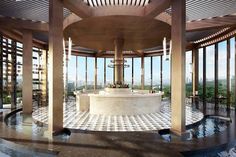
[132,50,144,57]
[187,15,236,32]
[144,0,171,18]
[0,29,47,49]
[92,6,144,17]
[0,16,48,32]
[155,12,171,25]
[63,13,81,30]
[62,0,92,18]
[95,50,106,57]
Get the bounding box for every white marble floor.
[32,101,204,132]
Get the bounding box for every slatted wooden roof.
[82,0,150,7]
[0,0,70,22]
[0,0,235,22]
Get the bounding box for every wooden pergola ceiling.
[0,0,235,56]
[0,0,70,22]
[63,15,171,51]
[83,0,150,7]
[0,0,235,22]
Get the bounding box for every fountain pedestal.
[89,88,163,115]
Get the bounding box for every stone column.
[48,0,64,135]
[171,0,186,135]
[114,39,124,84]
[22,30,33,114]
[141,56,145,90]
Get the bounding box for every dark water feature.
[3,112,67,157]
[159,117,229,142]
[5,111,233,157]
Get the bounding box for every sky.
[67,37,235,86]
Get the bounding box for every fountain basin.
[89,88,163,115]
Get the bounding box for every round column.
[114,38,124,84]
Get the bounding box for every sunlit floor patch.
[32,101,204,132]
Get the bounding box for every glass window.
[68,56,76,92]
[186,51,192,97]
[106,58,114,85]
[97,58,105,89]
[124,58,132,86]
[77,56,86,90]
[230,37,235,107]
[198,48,203,100]
[206,45,215,102]
[163,56,170,98]
[144,57,151,90]
[133,58,141,89]
[153,56,161,91]
[87,57,95,90]
[218,41,227,105]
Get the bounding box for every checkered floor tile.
[32,101,204,132]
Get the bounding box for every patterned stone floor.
[32,100,204,132]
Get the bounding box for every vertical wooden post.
[94,57,97,91]
[0,35,3,109]
[22,30,33,114]
[114,39,124,84]
[104,58,106,86]
[235,37,236,110]
[132,57,134,89]
[192,47,199,96]
[48,0,64,135]
[203,47,206,110]
[160,55,163,91]
[227,39,231,111]
[215,44,219,110]
[151,56,153,89]
[171,0,186,135]
[11,41,17,109]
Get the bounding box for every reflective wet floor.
[0,101,236,157]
